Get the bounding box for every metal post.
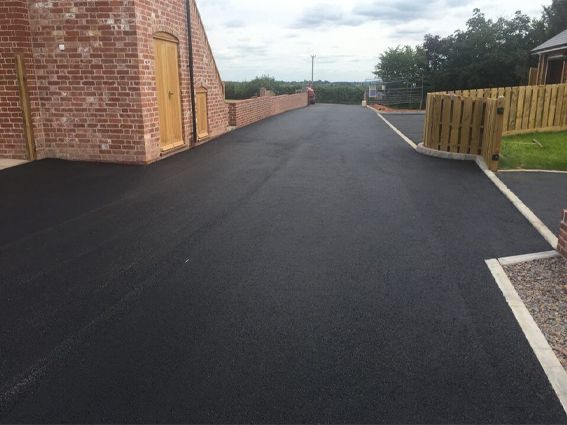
[420,76,424,110]
[185,0,197,145]
[311,54,315,87]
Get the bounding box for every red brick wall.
[135,0,228,162]
[559,210,567,259]
[25,0,147,163]
[0,0,227,164]
[227,93,308,128]
[0,0,38,160]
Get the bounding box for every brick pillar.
[559,210,567,259]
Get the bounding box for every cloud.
[292,5,364,29]
[198,0,544,81]
[390,26,430,39]
[352,0,437,23]
[291,0,456,29]
[220,43,270,61]
[225,19,245,28]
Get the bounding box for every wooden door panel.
[196,91,208,139]
[154,39,169,148]
[166,42,183,144]
[154,35,184,151]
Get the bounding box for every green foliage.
[374,45,426,83]
[500,131,567,171]
[225,75,304,100]
[225,76,364,105]
[541,0,567,37]
[375,2,566,92]
[423,9,543,90]
[312,83,365,104]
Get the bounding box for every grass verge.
[500,131,567,171]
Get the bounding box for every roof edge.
[532,43,567,54]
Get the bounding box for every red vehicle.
[307,87,316,105]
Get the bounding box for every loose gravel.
[504,256,567,368]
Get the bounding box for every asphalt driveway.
[379,111,425,144]
[498,171,567,233]
[0,104,564,423]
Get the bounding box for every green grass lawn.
[500,131,567,171]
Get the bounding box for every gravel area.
[504,256,567,368]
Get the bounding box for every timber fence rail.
[434,83,567,136]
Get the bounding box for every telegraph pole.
[310,54,316,87]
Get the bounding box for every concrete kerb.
[367,106,417,150]
[498,250,560,266]
[373,110,559,250]
[475,157,559,249]
[0,159,28,171]
[485,258,567,416]
[498,169,567,174]
[416,143,478,161]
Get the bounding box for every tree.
[541,0,567,37]
[374,45,426,84]
[375,4,562,94]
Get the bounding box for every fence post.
[15,53,36,160]
[487,96,505,172]
[422,93,431,146]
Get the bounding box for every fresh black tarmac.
[0,104,565,423]
[499,171,567,233]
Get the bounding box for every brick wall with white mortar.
[227,93,308,128]
[0,0,228,164]
[0,0,40,160]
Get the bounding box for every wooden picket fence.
[423,83,567,171]
[422,94,504,171]
[438,83,567,135]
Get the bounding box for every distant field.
[500,131,567,171]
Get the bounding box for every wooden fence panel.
[470,98,484,155]
[440,96,452,151]
[424,83,566,171]
[423,93,503,169]
[461,97,473,152]
[434,83,567,135]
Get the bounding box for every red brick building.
[0,0,228,163]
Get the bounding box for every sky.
[198,0,548,82]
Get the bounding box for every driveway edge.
[486,258,567,416]
[372,110,558,249]
[367,107,417,150]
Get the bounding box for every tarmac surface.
[0,104,564,423]
[498,171,567,233]
[378,111,425,144]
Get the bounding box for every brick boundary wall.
[559,210,567,259]
[227,93,308,128]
